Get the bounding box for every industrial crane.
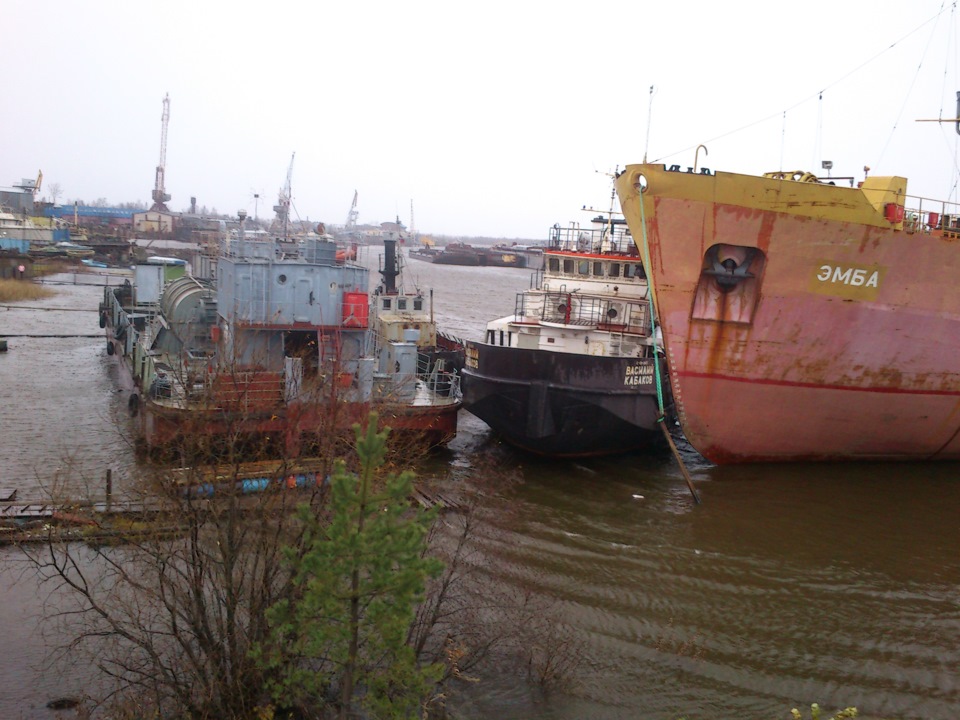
[15,170,42,197]
[272,152,295,238]
[150,93,171,212]
[345,190,359,229]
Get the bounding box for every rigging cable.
[651,6,952,165]
[812,91,824,172]
[875,4,947,167]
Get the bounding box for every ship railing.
[219,236,280,260]
[547,222,637,255]
[416,353,462,401]
[515,291,651,335]
[903,194,960,236]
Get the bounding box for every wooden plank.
[0,488,17,501]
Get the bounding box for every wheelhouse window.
[414,298,423,311]
[548,257,560,272]
[382,298,392,310]
[563,258,574,274]
[398,298,407,310]
[609,262,621,278]
[593,261,604,276]
[578,260,590,276]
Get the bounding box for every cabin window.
[277,273,288,285]
[609,263,621,278]
[398,298,407,310]
[382,298,392,310]
[563,259,574,274]
[578,260,590,276]
[593,261,604,276]
[548,257,560,272]
[624,264,645,280]
[414,298,423,311]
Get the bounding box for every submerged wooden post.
[105,469,113,511]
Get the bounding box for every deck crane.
[272,152,295,238]
[150,93,171,212]
[345,190,359,229]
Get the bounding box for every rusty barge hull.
[136,396,459,455]
[616,163,960,463]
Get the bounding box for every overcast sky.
[5,0,959,238]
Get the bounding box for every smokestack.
[380,238,399,294]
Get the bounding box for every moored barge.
[101,225,461,459]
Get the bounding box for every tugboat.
[461,188,669,457]
[369,237,464,428]
[101,212,462,459]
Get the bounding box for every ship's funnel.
[381,238,399,294]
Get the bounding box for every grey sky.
[5,0,958,238]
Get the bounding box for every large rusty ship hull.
[615,163,960,463]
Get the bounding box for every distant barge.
[408,242,527,268]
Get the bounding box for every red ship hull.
[616,164,960,463]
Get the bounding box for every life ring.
[106,341,115,356]
[128,393,140,417]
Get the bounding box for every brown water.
[1,263,958,719]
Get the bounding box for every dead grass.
[0,278,55,302]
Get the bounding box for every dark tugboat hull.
[462,342,665,457]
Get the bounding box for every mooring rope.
[636,179,701,504]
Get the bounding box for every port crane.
[345,190,359,229]
[15,170,42,197]
[150,93,171,212]
[272,152,295,238]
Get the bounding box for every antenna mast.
[643,85,654,163]
[150,93,171,212]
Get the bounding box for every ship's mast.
[150,93,171,212]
